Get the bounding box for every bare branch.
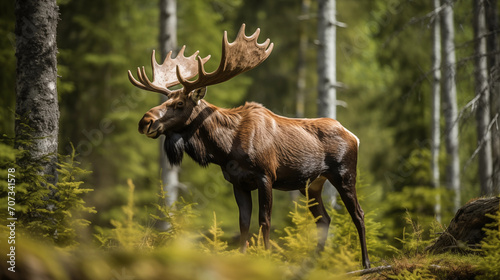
[463,113,499,171]
[347,265,393,276]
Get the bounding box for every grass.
[362,253,482,280]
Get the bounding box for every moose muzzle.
[138,114,162,138]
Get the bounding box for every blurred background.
[1,0,499,251]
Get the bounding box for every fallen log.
[426,196,499,254]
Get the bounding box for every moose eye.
[176,101,184,108]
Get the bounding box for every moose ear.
[189,87,207,104]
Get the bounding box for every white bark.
[431,0,442,222]
[317,0,336,120]
[159,0,180,227]
[296,0,310,119]
[474,0,493,195]
[317,0,339,208]
[441,0,460,211]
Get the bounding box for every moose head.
[128,24,370,269]
[128,24,273,139]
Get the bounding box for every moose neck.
[163,100,241,167]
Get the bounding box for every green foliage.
[1,173,486,280]
[150,188,198,242]
[2,0,499,278]
[46,148,96,246]
[388,211,435,257]
[477,203,500,280]
[279,186,319,262]
[199,212,229,254]
[95,178,199,250]
[94,179,152,250]
[1,0,493,250]
[1,128,95,247]
[379,212,483,279]
[388,267,434,280]
[382,147,453,244]
[0,0,15,136]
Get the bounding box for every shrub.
[0,130,95,247]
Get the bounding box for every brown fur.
[139,95,370,268]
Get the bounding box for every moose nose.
[138,116,154,134]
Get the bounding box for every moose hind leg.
[300,176,330,251]
[327,172,370,269]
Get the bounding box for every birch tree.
[317,0,337,120]
[15,0,60,186]
[431,0,442,221]
[473,0,493,196]
[317,0,340,207]
[159,0,181,218]
[441,0,460,211]
[296,0,311,119]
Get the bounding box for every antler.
[128,24,273,96]
[127,46,210,96]
[177,23,274,94]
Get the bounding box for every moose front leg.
[258,182,273,249]
[233,186,252,253]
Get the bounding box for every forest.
[1,0,500,279]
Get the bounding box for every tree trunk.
[441,0,460,212]
[474,0,493,196]
[426,197,499,254]
[158,0,180,230]
[317,0,336,120]
[431,0,442,222]
[317,0,339,208]
[296,0,310,119]
[485,0,500,195]
[14,0,60,186]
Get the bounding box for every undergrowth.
[2,134,498,280]
[0,135,95,247]
[476,204,500,279]
[373,211,483,280]
[91,182,385,279]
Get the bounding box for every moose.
[128,24,370,268]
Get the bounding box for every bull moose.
[128,24,370,269]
